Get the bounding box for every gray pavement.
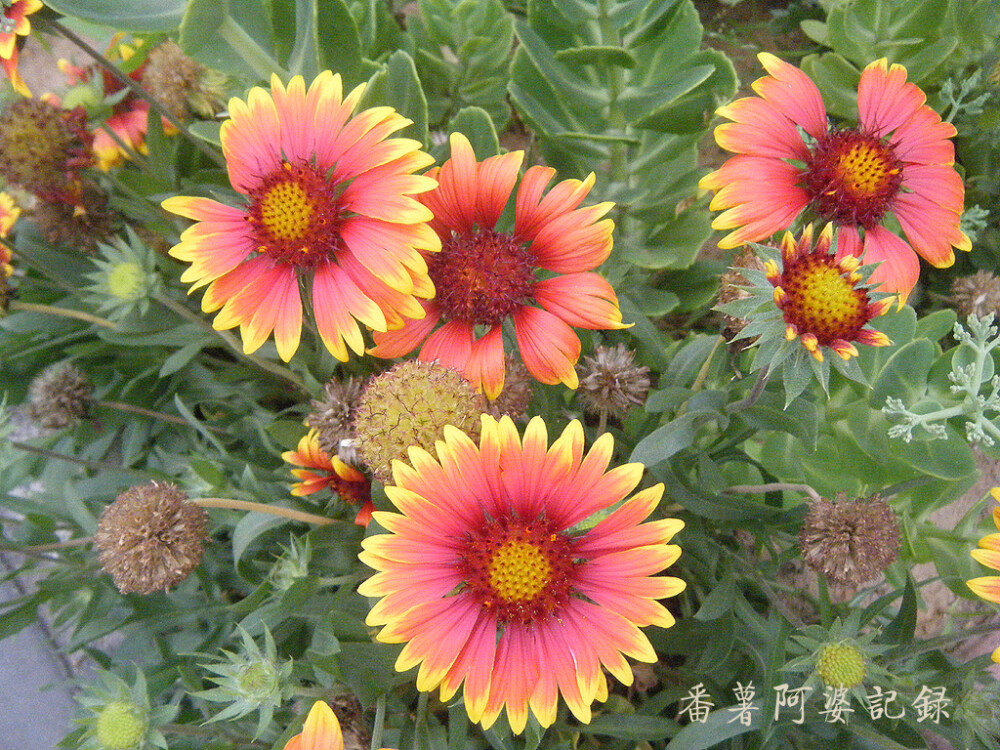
[0,576,76,750]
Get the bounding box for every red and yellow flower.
[358,415,685,732]
[283,429,372,527]
[967,488,1000,663]
[766,224,892,362]
[369,132,623,398]
[163,72,439,362]
[0,0,42,97]
[700,53,970,300]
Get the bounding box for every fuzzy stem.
[42,18,227,168]
[97,399,226,434]
[724,482,822,503]
[191,497,335,526]
[8,301,116,328]
[154,294,308,394]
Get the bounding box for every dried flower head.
[31,179,118,253]
[353,360,486,483]
[799,494,900,586]
[576,344,651,421]
[951,270,1000,321]
[26,361,93,429]
[485,355,533,423]
[141,40,227,121]
[306,376,365,460]
[94,482,208,595]
[0,99,93,198]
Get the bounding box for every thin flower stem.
[154,294,308,394]
[2,536,93,553]
[413,691,430,750]
[725,366,771,413]
[41,18,226,168]
[371,694,386,750]
[9,440,150,476]
[191,497,335,526]
[8,301,116,328]
[218,16,289,81]
[724,482,822,503]
[97,399,226,434]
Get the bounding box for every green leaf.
[880,575,917,644]
[664,702,762,750]
[448,106,501,158]
[315,0,364,85]
[232,510,289,562]
[799,52,861,121]
[179,0,228,55]
[554,45,637,69]
[185,120,223,147]
[871,339,935,407]
[362,50,429,147]
[573,714,679,741]
[45,0,186,30]
[894,426,976,480]
[915,308,957,342]
[694,572,737,621]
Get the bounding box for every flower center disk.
[460,515,575,625]
[428,229,534,326]
[246,160,343,268]
[779,253,869,344]
[802,129,902,228]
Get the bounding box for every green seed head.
[816,642,866,688]
[95,701,147,750]
[237,661,280,702]
[106,261,146,301]
[353,360,486,483]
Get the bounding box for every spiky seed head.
[94,482,208,595]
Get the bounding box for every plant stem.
[726,366,770,413]
[8,301,116,328]
[413,691,429,750]
[9,440,150,476]
[218,16,289,81]
[724,482,822,503]
[191,498,335,526]
[97,399,226,434]
[42,18,226,168]
[370,694,386,750]
[155,294,308,394]
[17,536,93,552]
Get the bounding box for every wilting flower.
[26,360,93,429]
[282,429,373,526]
[700,53,970,300]
[358,415,685,732]
[951,270,1000,321]
[0,0,42,97]
[370,132,623,398]
[576,344,651,422]
[799,493,900,586]
[57,35,163,170]
[94,482,208,595]
[967,488,1000,662]
[306,375,365,460]
[163,72,439,362]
